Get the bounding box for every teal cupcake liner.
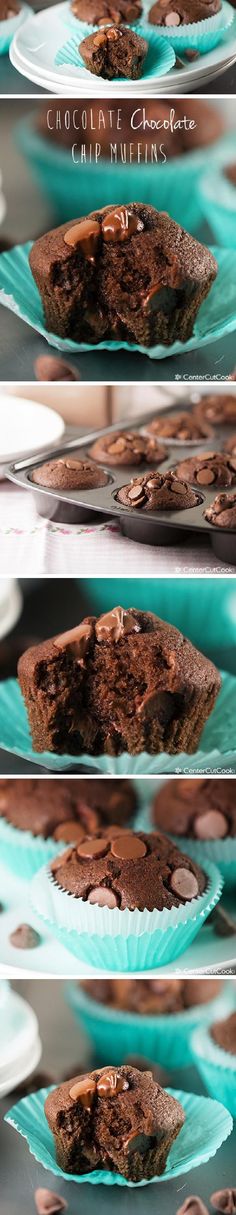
[1,241,236,361]
[0,818,71,881]
[191,1025,236,1118]
[0,673,236,775]
[147,0,234,52]
[5,1085,233,1185]
[67,981,232,1068]
[30,858,222,972]
[0,2,31,53]
[170,836,236,891]
[199,166,236,249]
[55,25,175,80]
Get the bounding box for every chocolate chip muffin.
[81,977,222,1013]
[45,1065,185,1181]
[29,204,218,348]
[145,411,213,441]
[18,606,221,756]
[205,493,236,528]
[50,827,206,911]
[194,394,236,426]
[31,458,108,491]
[71,0,142,23]
[117,471,198,511]
[153,778,236,839]
[211,1011,236,1055]
[225,163,236,188]
[149,0,221,24]
[175,452,236,488]
[89,431,166,467]
[0,777,136,837]
[79,25,148,79]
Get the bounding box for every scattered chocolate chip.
[34,356,79,382]
[177,1199,209,1215]
[9,924,41,949]
[88,885,118,908]
[209,906,236,937]
[34,1190,68,1215]
[185,49,200,60]
[193,810,228,840]
[211,1193,236,1215]
[170,868,199,900]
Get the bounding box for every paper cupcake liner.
[0,242,236,361]
[191,1025,236,1117]
[30,858,222,971]
[55,25,175,80]
[67,981,232,1068]
[0,818,70,881]
[147,0,233,52]
[5,1085,233,1185]
[170,836,236,891]
[0,673,236,775]
[199,167,236,249]
[83,575,236,649]
[0,2,31,52]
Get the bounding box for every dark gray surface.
[1,980,236,1214]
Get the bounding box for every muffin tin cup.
[30,859,223,972]
[170,835,236,891]
[0,2,31,53]
[0,818,74,881]
[66,980,232,1068]
[147,0,234,53]
[191,1024,236,1118]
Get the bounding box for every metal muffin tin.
[6,406,236,566]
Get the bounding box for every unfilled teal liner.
[147,0,233,53]
[1,242,236,360]
[0,818,69,881]
[30,858,222,972]
[4,1085,233,1185]
[0,2,31,53]
[55,25,175,80]
[199,165,236,249]
[191,1025,236,1118]
[0,673,236,774]
[170,836,236,891]
[67,981,233,1068]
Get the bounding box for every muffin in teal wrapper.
[54,26,175,80]
[191,1020,236,1118]
[4,1084,233,1185]
[199,164,236,249]
[0,818,71,881]
[30,855,223,972]
[67,980,232,1068]
[148,0,234,52]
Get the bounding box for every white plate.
[10,0,236,93]
[0,394,65,465]
[0,861,235,979]
[0,986,42,1096]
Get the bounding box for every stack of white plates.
[0,983,42,1098]
[0,393,65,479]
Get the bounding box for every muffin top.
[205,492,236,528]
[0,776,136,837]
[50,826,206,912]
[71,0,142,22]
[153,777,236,839]
[194,394,236,426]
[148,0,221,25]
[117,470,198,511]
[211,1011,236,1056]
[175,452,236,488]
[81,977,222,1014]
[89,430,166,467]
[145,411,213,441]
[31,458,108,491]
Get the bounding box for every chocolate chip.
[54,621,94,664]
[69,1077,96,1107]
[34,356,78,382]
[185,49,200,60]
[194,810,228,840]
[51,848,73,873]
[64,219,100,263]
[176,1199,209,1215]
[196,468,215,485]
[77,837,109,859]
[102,207,143,243]
[128,484,145,502]
[97,1069,129,1097]
[9,924,41,949]
[34,1190,68,1215]
[170,868,199,900]
[210,906,236,937]
[88,885,118,908]
[110,834,147,860]
[211,1193,236,1215]
[109,437,126,454]
[53,821,85,843]
[165,10,181,23]
[95,606,140,643]
[171,480,187,495]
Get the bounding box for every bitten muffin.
[211,1011,236,1054]
[145,411,213,441]
[174,452,236,488]
[0,777,136,837]
[81,977,222,1013]
[149,0,221,24]
[17,606,221,755]
[205,493,236,528]
[0,0,20,16]
[29,204,218,349]
[31,458,108,491]
[90,431,166,467]
[117,471,198,511]
[79,25,148,79]
[45,1065,185,1181]
[37,101,224,158]
[194,394,236,426]
[152,777,236,839]
[71,0,142,23]
[50,827,206,911]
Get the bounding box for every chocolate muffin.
[29,204,218,349]
[37,101,224,159]
[81,977,222,1013]
[211,1011,236,1055]
[225,163,236,188]
[0,0,20,16]
[153,778,236,839]
[89,431,166,466]
[205,493,236,528]
[194,394,236,426]
[117,471,198,511]
[175,452,236,488]
[31,458,108,491]
[145,411,213,441]
[71,0,142,23]
[149,0,221,24]
[50,827,206,911]
[0,777,136,837]
[17,606,221,756]
[79,25,148,79]
[45,1065,185,1181]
